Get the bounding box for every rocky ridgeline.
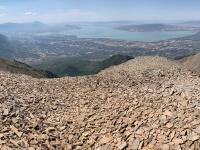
[1,56,200,150]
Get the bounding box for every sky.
[0,0,199,23]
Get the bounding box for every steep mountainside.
[0,58,57,78]
[0,33,39,60]
[0,34,15,58]
[1,56,200,149]
[32,55,133,76]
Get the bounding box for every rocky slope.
[1,56,200,149]
[179,53,200,73]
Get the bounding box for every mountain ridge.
[0,21,47,32]
[0,58,57,78]
[178,52,200,73]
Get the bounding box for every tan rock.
[82,131,90,137]
[64,143,72,150]
[169,130,176,140]
[45,127,55,133]
[99,136,113,144]
[193,126,200,134]
[97,145,112,150]
[10,139,19,147]
[160,115,167,124]
[173,145,182,150]
[59,126,66,131]
[117,141,127,150]
[2,109,9,116]
[0,133,4,139]
[68,134,73,141]
[173,138,184,145]
[191,120,200,126]
[129,138,140,150]
[1,145,13,150]
[170,88,176,95]
[10,125,23,137]
[163,110,173,117]
[166,123,173,129]
[161,144,170,150]
[189,132,200,141]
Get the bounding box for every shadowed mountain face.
[32,55,133,77]
[0,34,15,58]
[1,56,200,149]
[0,33,40,60]
[0,58,57,78]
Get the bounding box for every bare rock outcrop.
[1,56,200,149]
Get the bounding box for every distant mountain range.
[116,24,200,32]
[0,21,81,34]
[0,58,57,78]
[0,21,47,32]
[65,25,81,30]
[180,21,200,27]
[32,55,133,77]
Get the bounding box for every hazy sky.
[0,0,199,23]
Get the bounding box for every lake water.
[60,25,196,42]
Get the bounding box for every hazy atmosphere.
[0,0,200,23]
[2,1,200,149]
